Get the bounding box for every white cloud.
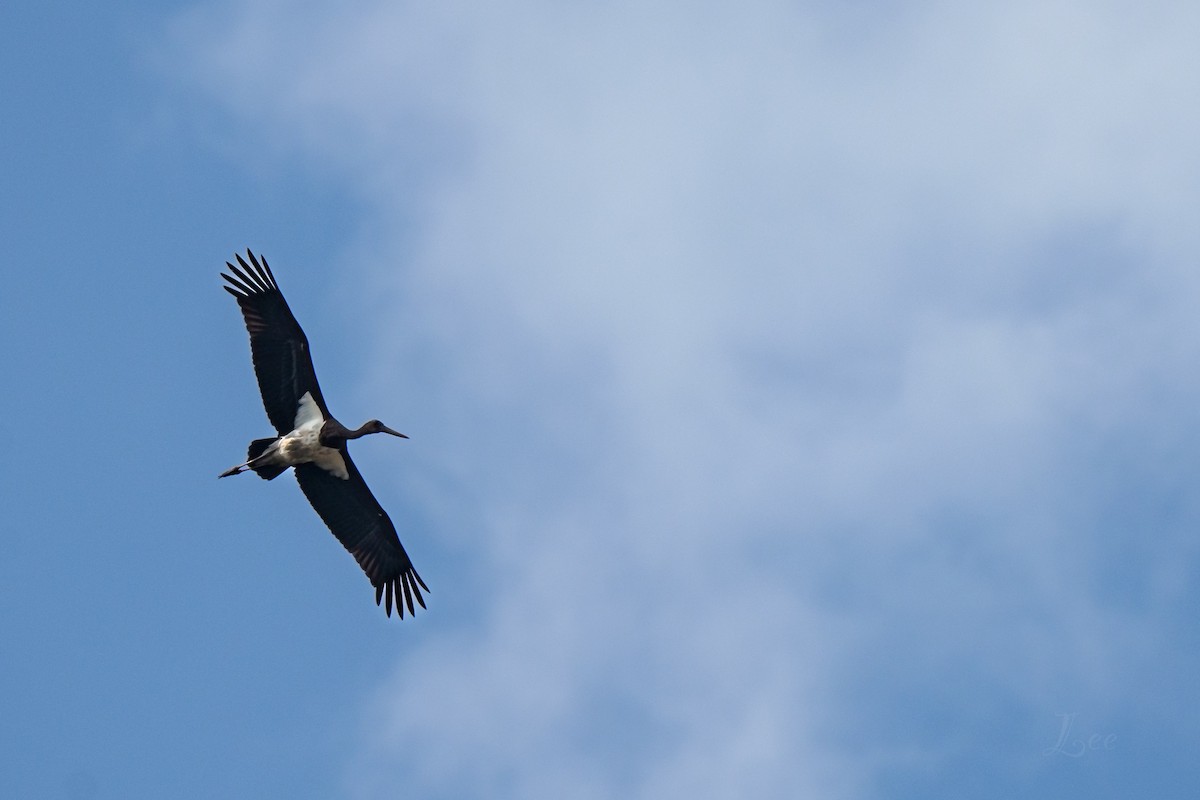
[174,1,1200,796]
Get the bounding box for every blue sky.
[3,1,1199,798]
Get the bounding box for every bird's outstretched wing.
[221,250,329,435]
[294,456,429,618]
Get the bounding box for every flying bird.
[219,250,428,618]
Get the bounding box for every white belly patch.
[276,392,350,479]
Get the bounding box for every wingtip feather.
[413,569,430,594]
[401,579,414,616]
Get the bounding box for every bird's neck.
[345,423,374,440]
[318,419,363,448]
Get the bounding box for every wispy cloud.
[174,1,1200,796]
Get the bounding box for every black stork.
[219,250,428,618]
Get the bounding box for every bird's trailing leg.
[219,437,287,480]
[218,462,251,478]
[218,456,265,478]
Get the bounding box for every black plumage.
[220,250,428,618]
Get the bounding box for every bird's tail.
[218,437,287,480]
[246,437,287,480]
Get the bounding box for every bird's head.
[366,419,408,439]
